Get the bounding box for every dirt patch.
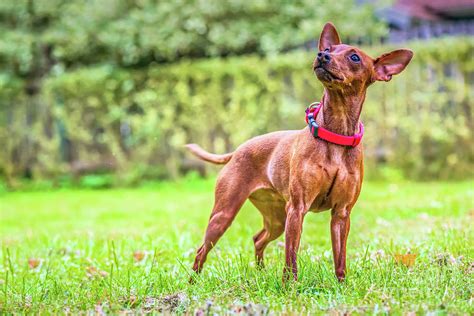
[143,293,189,313]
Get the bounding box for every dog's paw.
[336,271,346,282]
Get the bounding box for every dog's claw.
[256,259,265,270]
[188,273,198,284]
[282,268,298,284]
[336,273,346,282]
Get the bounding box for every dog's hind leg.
[191,174,252,277]
[249,191,286,268]
[252,220,285,268]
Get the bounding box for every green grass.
[1,178,473,314]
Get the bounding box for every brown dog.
[186,22,413,282]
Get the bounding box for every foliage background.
[0,0,472,188]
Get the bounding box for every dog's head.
[313,23,413,90]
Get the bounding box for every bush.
[0,0,386,69]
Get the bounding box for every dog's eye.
[350,54,360,62]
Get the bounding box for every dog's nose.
[317,51,331,64]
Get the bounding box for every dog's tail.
[185,144,233,165]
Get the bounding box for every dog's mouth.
[314,65,343,82]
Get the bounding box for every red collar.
[305,100,364,147]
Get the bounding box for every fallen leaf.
[86,266,97,274]
[28,258,41,269]
[86,266,108,278]
[133,250,145,262]
[394,253,417,267]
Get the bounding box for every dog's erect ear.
[373,49,413,82]
[318,22,341,51]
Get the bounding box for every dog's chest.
[308,153,362,212]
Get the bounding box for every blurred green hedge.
[0,37,472,186]
[0,0,385,68]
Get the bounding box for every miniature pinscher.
[186,22,413,282]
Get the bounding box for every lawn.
[0,178,473,314]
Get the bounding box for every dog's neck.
[319,88,366,136]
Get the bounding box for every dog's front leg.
[330,207,351,282]
[283,201,307,282]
